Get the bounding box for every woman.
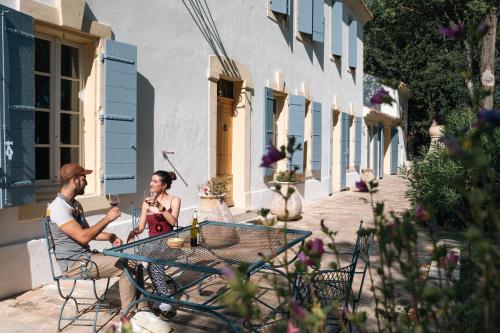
[127,170,181,316]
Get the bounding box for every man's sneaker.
[131,311,172,333]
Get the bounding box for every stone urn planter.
[269,182,302,221]
[197,193,238,248]
[197,193,234,223]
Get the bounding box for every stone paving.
[0,175,428,333]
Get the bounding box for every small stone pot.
[269,182,302,221]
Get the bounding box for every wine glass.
[143,190,156,206]
[107,194,120,207]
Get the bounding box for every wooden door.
[216,97,234,207]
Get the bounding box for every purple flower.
[109,324,117,333]
[415,206,430,221]
[297,252,315,266]
[306,238,325,256]
[260,143,286,168]
[221,265,235,281]
[370,88,394,106]
[355,180,369,192]
[446,250,460,266]
[443,137,463,156]
[438,21,465,40]
[289,298,307,320]
[477,108,500,126]
[287,321,299,333]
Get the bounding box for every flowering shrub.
[198,175,228,196]
[219,18,500,333]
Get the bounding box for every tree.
[364,0,499,157]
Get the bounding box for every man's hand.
[105,207,121,223]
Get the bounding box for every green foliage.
[364,0,499,156]
[275,170,300,183]
[404,145,466,227]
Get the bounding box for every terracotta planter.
[269,182,302,221]
[197,193,234,223]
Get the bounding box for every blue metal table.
[103,221,311,332]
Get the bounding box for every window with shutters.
[34,35,82,186]
[297,0,324,43]
[264,88,287,180]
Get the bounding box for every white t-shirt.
[47,194,91,272]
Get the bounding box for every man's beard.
[75,181,85,195]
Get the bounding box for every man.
[47,162,135,312]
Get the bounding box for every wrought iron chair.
[42,216,111,333]
[292,221,374,332]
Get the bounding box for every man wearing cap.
[47,162,136,312]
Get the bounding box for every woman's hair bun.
[168,171,177,181]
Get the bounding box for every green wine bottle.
[190,210,199,247]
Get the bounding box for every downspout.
[0,10,6,208]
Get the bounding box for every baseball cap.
[60,163,93,182]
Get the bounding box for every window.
[297,0,324,42]
[35,35,82,184]
[264,88,287,178]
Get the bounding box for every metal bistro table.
[103,221,311,332]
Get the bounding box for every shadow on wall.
[82,2,115,39]
[133,73,155,208]
[180,0,241,78]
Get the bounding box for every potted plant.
[197,175,234,223]
[261,137,303,221]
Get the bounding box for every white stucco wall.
[0,0,371,297]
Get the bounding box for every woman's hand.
[127,229,139,243]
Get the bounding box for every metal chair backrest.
[350,221,374,311]
[43,215,62,281]
[294,261,358,309]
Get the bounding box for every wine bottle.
[190,210,199,247]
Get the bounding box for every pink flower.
[370,88,394,106]
[355,180,369,192]
[306,238,325,256]
[260,143,286,167]
[287,321,299,333]
[221,265,235,281]
[445,250,460,266]
[289,298,307,320]
[438,21,465,40]
[297,252,315,266]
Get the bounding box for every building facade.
[0,0,380,297]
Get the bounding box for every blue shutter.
[390,127,399,174]
[348,17,357,68]
[288,95,305,174]
[311,101,322,171]
[331,0,343,56]
[354,116,361,168]
[101,40,137,194]
[379,123,384,178]
[340,112,348,190]
[312,0,324,42]
[298,0,313,35]
[0,6,35,209]
[264,88,275,176]
[373,126,378,178]
[271,0,290,15]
